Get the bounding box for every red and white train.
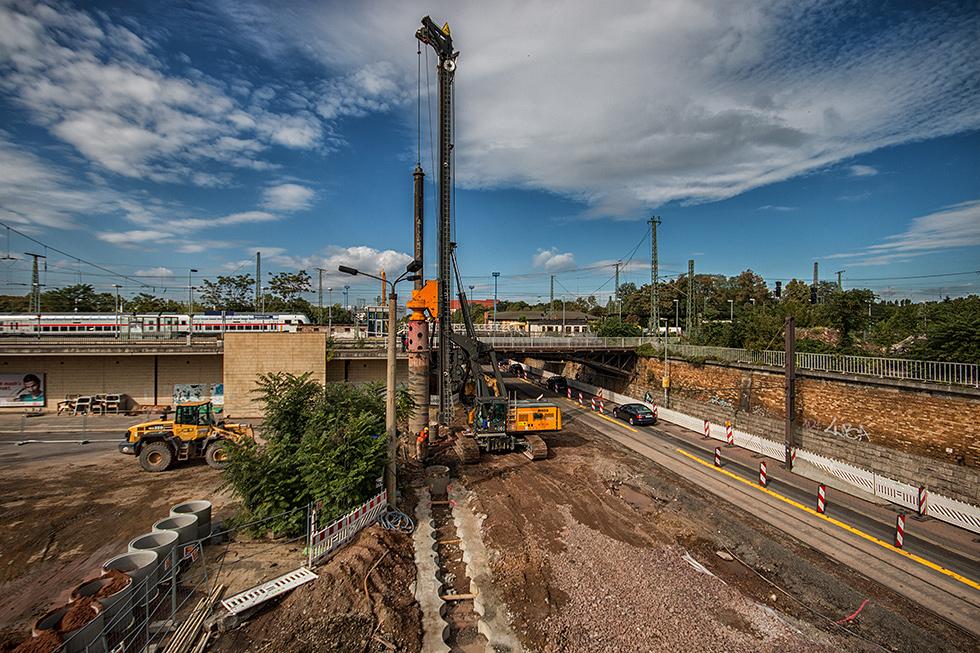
[0,312,311,337]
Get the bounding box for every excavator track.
[521,434,548,460]
[455,436,481,464]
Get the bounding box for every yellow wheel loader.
[118,400,253,472]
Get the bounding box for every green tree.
[596,316,641,337]
[268,271,312,301]
[41,284,104,311]
[823,288,875,346]
[221,372,414,536]
[127,293,184,313]
[199,274,255,311]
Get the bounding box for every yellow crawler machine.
[118,400,253,472]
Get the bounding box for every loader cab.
[173,400,215,439]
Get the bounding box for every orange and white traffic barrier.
[817,485,826,514]
[725,422,734,445]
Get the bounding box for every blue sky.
[0,0,977,311]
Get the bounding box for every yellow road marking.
[562,397,638,432]
[678,448,980,592]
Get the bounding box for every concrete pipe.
[103,550,158,608]
[171,500,211,540]
[128,530,178,589]
[71,575,133,630]
[425,465,450,494]
[33,602,106,653]
[152,514,198,547]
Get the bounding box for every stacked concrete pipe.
[102,550,158,608]
[71,575,133,631]
[128,530,178,589]
[32,601,105,653]
[171,500,211,540]
[152,514,198,548]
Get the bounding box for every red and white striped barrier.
[703,420,710,439]
[597,388,603,398]
[591,397,597,411]
[725,422,734,445]
[578,392,583,405]
[567,388,572,400]
[653,405,658,419]
[599,400,605,414]
[918,487,927,516]
[759,461,767,487]
[817,485,826,514]
[714,447,721,467]
[895,514,905,548]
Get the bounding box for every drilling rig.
[414,16,558,463]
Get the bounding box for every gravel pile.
[541,507,835,652]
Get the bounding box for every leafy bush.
[221,372,415,537]
[635,343,660,358]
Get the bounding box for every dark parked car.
[546,376,568,393]
[613,403,658,426]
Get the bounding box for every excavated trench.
[414,467,522,653]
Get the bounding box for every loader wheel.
[139,442,173,472]
[205,441,230,470]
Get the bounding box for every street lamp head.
[339,265,359,276]
[406,259,422,273]
[406,274,422,283]
[190,269,198,273]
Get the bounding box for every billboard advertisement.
[0,373,45,407]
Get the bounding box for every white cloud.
[0,1,323,184]
[262,184,315,212]
[533,248,577,271]
[223,0,979,217]
[849,165,878,177]
[824,200,980,266]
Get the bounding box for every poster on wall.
[173,383,207,405]
[0,373,45,406]
[210,383,224,406]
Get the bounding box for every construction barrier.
[703,420,710,439]
[714,447,721,468]
[918,487,927,516]
[759,461,767,487]
[817,485,826,514]
[895,514,905,548]
[591,397,596,411]
[308,491,387,566]
[578,392,583,405]
[599,400,605,414]
[725,422,734,445]
[567,388,572,401]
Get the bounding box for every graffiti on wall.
[824,417,872,442]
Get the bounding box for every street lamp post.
[492,272,500,327]
[673,299,679,337]
[113,284,121,338]
[561,295,566,335]
[728,299,734,322]
[328,287,333,336]
[340,260,422,506]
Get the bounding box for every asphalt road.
[0,413,126,465]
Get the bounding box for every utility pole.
[687,260,694,337]
[785,316,796,471]
[549,275,554,320]
[649,215,660,335]
[835,270,844,291]
[812,262,819,304]
[615,263,620,320]
[316,268,328,324]
[25,252,45,314]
